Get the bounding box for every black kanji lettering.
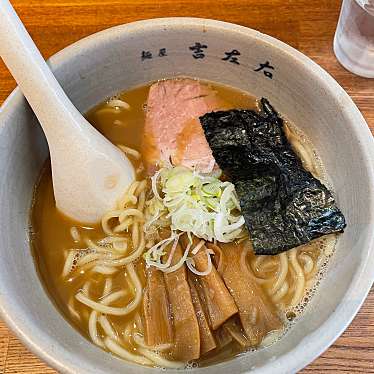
[189,42,208,59]
[141,50,153,61]
[222,49,240,64]
[158,48,167,57]
[254,61,275,79]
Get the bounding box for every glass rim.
[354,0,374,15]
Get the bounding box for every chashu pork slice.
[142,78,228,173]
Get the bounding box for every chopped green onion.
[144,166,246,244]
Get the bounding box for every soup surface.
[31,79,338,368]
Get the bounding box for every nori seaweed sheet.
[200,98,346,255]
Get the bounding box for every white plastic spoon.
[0,0,135,224]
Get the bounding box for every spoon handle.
[0,0,85,139]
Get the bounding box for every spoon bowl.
[0,0,135,223]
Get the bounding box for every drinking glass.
[333,0,374,78]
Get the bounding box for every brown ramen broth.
[31,79,337,368]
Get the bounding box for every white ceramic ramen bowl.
[0,18,373,374]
